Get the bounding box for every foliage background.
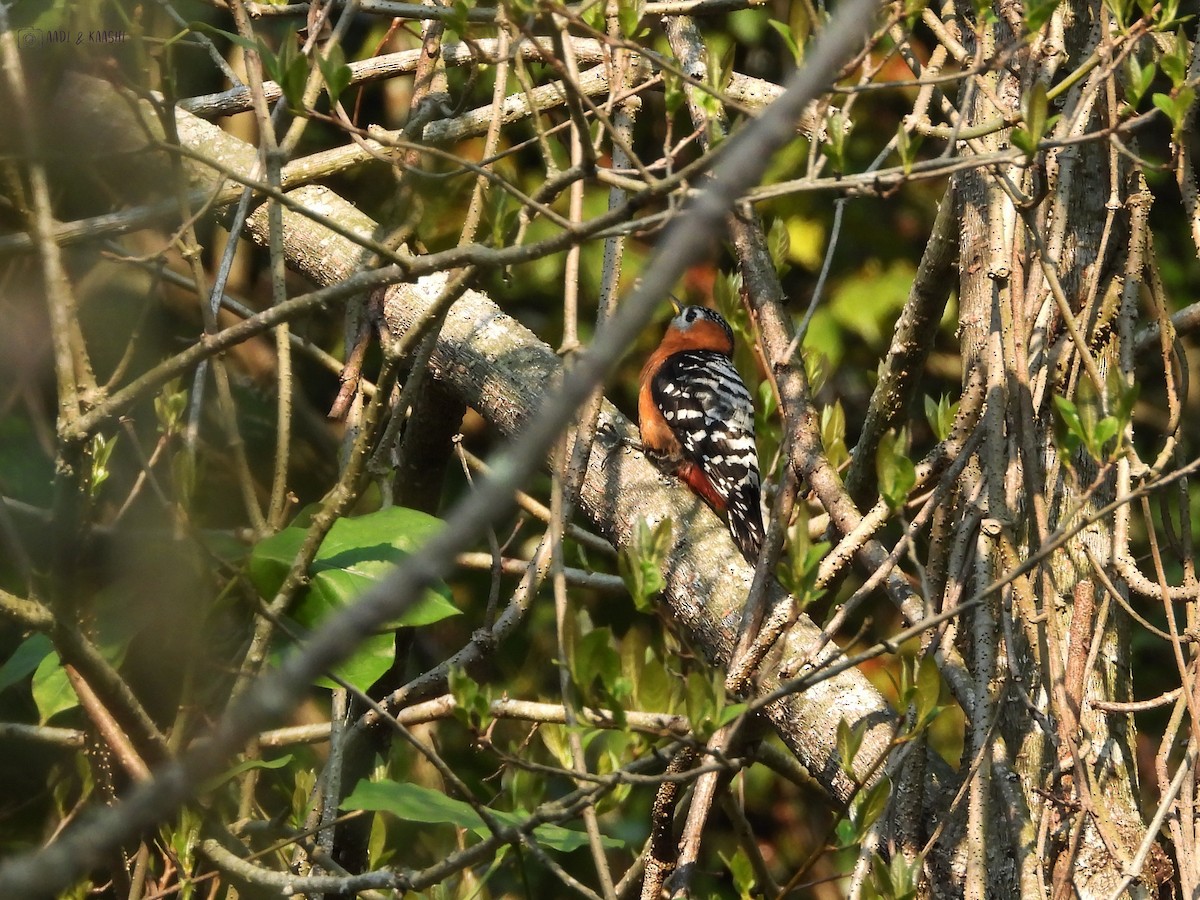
[0,0,1198,896]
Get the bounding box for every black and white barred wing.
[650,349,764,558]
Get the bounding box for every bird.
[638,301,765,563]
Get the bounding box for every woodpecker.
[638,303,764,562]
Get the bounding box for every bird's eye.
[685,309,697,322]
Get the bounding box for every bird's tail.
[727,485,765,564]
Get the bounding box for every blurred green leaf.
[618,516,672,613]
[913,654,943,729]
[449,667,492,729]
[1025,0,1059,31]
[201,754,293,792]
[719,846,757,899]
[344,780,626,851]
[831,261,916,346]
[316,43,351,105]
[155,379,187,436]
[876,430,915,511]
[767,19,802,65]
[573,627,624,707]
[0,634,53,694]
[767,217,791,276]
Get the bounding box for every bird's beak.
[669,296,682,315]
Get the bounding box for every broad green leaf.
[718,702,748,728]
[32,650,78,723]
[343,780,625,852]
[855,776,892,834]
[1010,127,1037,156]
[250,507,459,690]
[0,633,52,694]
[89,432,117,497]
[154,379,187,436]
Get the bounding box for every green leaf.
[767,217,791,276]
[718,846,757,899]
[837,717,867,775]
[684,668,722,739]
[767,19,802,65]
[1091,417,1120,452]
[821,401,848,469]
[896,124,923,174]
[876,430,915,511]
[449,667,492,729]
[718,701,748,728]
[343,780,625,852]
[1025,82,1049,144]
[1160,30,1187,85]
[853,776,892,835]
[0,633,53,694]
[1110,0,1133,28]
[187,21,261,53]
[445,0,470,37]
[924,393,958,441]
[778,511,828,608]
[316,43,352,105]
[154,379,187,436]
[1124,57,1156,109]
[573,627,622,699]
[663,71,684,118]
[617,0,647,39]
[32,650,78,723]
[201,754,294,792]
[1052,395,1085,453]
[618,517,672,613]
[867,848,921,899]
[824,111,849,173]
[89,432,118,498]
[1010,128,1036,156]
[250,507,459,690]
[913,654,942,728]
[1025,0,1059,31]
